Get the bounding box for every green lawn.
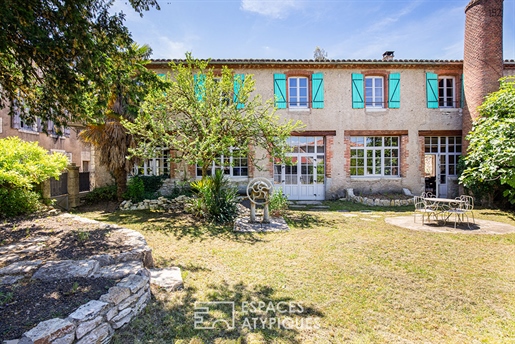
[78,202,515,343]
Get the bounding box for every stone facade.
[144,0,511,201]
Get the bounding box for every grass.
[77,202,515,343]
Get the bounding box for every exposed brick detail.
[418,136,426,178]
[169,150,177,179]
[187,163,196,179]
[400,135,409,178]
[247,145,255,178]
[463,0,504,152]
[325,136,334,178]
[343,134,351,177]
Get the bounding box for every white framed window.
[350,136,399,176]
[196,148,248,178]
[288,77,309,108]
[365,76,384,108]
[438,77,455,108]
[134,148,170,176]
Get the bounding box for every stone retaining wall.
[346,188,414,207]
[120,195,190,212]
[4,215,154,344]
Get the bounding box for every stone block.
[111,308,133,330]
[0,275,24,285]
[95,261,143,279]
[105,306,118,322]
[75,316,103,339]
[68,300,109,323]
[20,318,75,344]
[134,289,151,315]
[90,254,115,267]
[52,333,74,344]
[75,323,113,344]
[149,267,183,291]
[118,286,146,311]
[31,260,99,281]
[117,274,148,293]
[100,286,131,305]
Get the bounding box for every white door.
[274,137,325,201]
[425,153,447,198]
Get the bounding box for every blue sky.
[113,0,515,60]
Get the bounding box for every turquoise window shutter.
[274,74,287,109]
[388,73,401,108]
[311,73,324,109]
[351,73,364,109]
[234,74,245,109]
[460,74,464,108]
[426,72,439,108]
[194,74,205,101]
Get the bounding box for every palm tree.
[80,43,165,201]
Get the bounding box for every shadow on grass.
[479,209,515,222]
[112,281,325,344]
[77,210,267,244]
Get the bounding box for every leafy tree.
[0,0,159,128]
[79,44,166,201]
[460,77,515,205]
[0,137,68,217]
[124,53,304,178]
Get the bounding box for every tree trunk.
[114,167,127,202]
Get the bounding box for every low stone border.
[346,188,414,207]
[119,195,190,211]
[2,214,154,344]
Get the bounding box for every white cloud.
[240,0,301,19]
[150,36,192,59]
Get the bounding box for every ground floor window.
[134,148,170,176]
[350,136,399,176]
[196,149,248,178]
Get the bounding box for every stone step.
[149,267,184,291]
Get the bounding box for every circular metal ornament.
[246,178,274,205]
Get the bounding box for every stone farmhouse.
[143,0,514,201]
[0,0,513,202]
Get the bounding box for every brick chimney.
[462,0,504,152]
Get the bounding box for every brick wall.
[463,0,504,152]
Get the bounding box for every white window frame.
[438,76,455,108]
[365,76,384,108]
[350,136,399,177]
[288,76,309,109]
[133,148,170,176]
[196,148,248,178]
[424,136,462,177]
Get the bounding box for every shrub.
[0,137,68,218]
[83,184,117,204]
[188,170,238,224]
[0,188,41,218]
[137,174,168,194]
[269,189,289,217]
[124,177,146,203]
[167,180,193,199]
